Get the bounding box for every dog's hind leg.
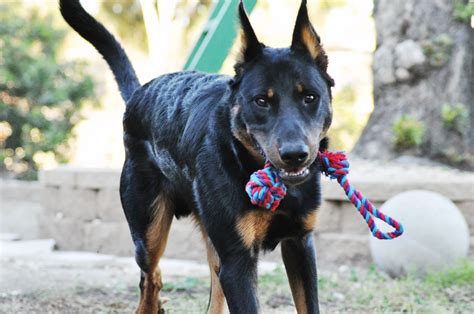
[136,194,174,314]
[197,222,226,314]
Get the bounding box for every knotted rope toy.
[245,150,404,240]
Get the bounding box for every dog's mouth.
[277,166,311,184]
[251,136,312,185]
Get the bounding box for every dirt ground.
[1,239,473,313]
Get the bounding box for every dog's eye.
[304,94,318,104]
[254,96,269,108]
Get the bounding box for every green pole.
[184,0,257,73]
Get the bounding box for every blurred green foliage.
[392,115,425,150]
[441,103,469,134]
[421,34,453,68]
[327,85,360,150]
[0,4,95,180]
[100,0,147,51]
[453,0,474,22]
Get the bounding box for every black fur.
[60,0,334,313]
[59,0,139,101]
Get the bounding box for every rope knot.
[319,150,349,180]
[245,162,287,212]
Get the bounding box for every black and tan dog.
[60,0,334,312]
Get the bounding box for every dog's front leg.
[281,234,320,314]
[218,248,259,313]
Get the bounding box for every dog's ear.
[291,0,333,87]
[291,1,325,65]
[237,0,262,64]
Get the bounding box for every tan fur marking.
[301,27,321,59]
[302,210,318,232]
[235,30,247,66]
[236,210,273,248]
[267,88,274,98]
[288,277,308,314]
[231,105,265,163]
[296,84,304,93]
[136,194,174,314]
[197,221,226,314]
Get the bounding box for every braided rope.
[245,162,287,212]
[245,150,404,240]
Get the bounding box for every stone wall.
[1,180,42,239]
[33,161,474,264]
[38,167,133,255]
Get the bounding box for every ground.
[1,239,473,313]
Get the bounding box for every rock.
[0,239,56,257]
[97,189,123,222]
[395,39,426,70]
[0,233,21,241]
[374,45,396,85]
[370,190,470,277]
[395,67,411,81]
[83,221,134,256]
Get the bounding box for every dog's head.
[230,0,334,185]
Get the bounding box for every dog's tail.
[59,0,140,102]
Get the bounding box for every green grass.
[156,261,474,312]
[425,260,474,287]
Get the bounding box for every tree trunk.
[353,0,473,169]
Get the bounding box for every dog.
[60,0,334,312]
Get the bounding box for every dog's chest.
[235,208,318,250]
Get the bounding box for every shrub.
[421,34,453,68]
[453,0,474,23]
[0,4,95,179]
[326,85,361,150]
[392,115,425,150]
[441,103,469,134]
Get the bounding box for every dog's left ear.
[237,1,263,64]
[291,1,324,64]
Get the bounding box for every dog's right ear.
[236,1,263,64]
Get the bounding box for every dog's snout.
[279,143,309,167]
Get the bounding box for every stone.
[39,167,77,188]
[83,221,133,256]
[41,187,98,221]
[43,217,85,251]
[75,169,121,190]
[315,200,342,233]
[0,239,56,257]
[340,202,380,234]
[0,180,41,203]
[394,39,426,70]
[395,67,411,81]
[97,189,124,222]
[457,201,474,232]
[373,45,396,85]
[0,200,43,239]
[370,190,470,277]
[315,233,371,267]
[164,217,207,262]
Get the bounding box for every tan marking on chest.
[236,210,273,248]
[302,209,318,232]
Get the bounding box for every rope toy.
[245,150,404,240]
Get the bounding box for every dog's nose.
[279,143,309,167]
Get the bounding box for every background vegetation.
[0,4,95,179]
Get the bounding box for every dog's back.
[60,0,333,312]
